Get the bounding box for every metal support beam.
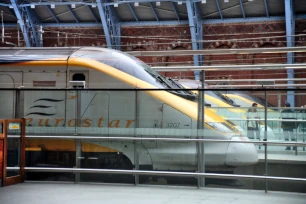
[10,0,31,47]
[24,7,41,46]
[263,0,270,17]
[186,0,203,97]
[46,5,59,23]
[171,2,180,21]
[29,8,41,25]
[128,3,139,22]
[149,3,159,21]
[215,0,223,20]
[96,0,121,49]
[10,0,42,47]
[239,0,246,18]
[66,5,79,23]
[285,0,295,106]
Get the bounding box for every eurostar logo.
[25,98,64,117]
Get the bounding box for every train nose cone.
[225,137,258,167]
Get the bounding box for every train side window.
[72,73,86,89]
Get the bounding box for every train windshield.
[94,49,197,100]
[206,90,240,107]
[176,79,239,106]
[228,91,275,107]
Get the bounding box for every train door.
[0,73,22,118]
[140,96,162,149]
[79,93,110,130]
[68,69,109,129]
[66,71,89,132]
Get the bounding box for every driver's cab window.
[71,73,86,89]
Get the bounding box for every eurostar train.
[223,91,275,108]
[0,47,258,180]
[177,79,276,138]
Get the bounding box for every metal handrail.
[8,135,306,146]
[6,167,306,183]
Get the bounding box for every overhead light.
[178,1,183,5]
[248,0,254,1]
[71,4,76,8]
[201,0,206,3]
[31,5,35,9]
[224,0,229,2]
[114,3,118,7]
[156,2,161,6]
[134,2,139,6]
[9,5,13,8]
[51,4,55,9]
[92,4,96,8]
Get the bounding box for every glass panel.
[201,89,264,190]
[1,88,304,191]
[25,138,75,182]
[7,122,21,177]
[24,90,75,135]
[137,90,196,186]
[0,123,2,134]
[264,91,306,193]
[79,90,135,184]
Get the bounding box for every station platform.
[0,182,305,204]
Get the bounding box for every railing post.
[197,70,205,188]
[264,90,268,193]
[134,89,139,185]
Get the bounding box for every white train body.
[0,47,258,172]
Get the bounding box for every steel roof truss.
[45,5,59,23]
[24,7,41,46]
[239,0,246,18]
[10,0,31,47]
[170,2,180,21]
[127,3,139,22]
[66,5,79,23]
[149,2,159,21]
[96,0,121,49]
[215,0,223,20]
[263,0,270,17]
[86,5,98,23]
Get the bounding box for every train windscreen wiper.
[213,91,240,107]
[167,78,198,100]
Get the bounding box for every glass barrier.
[79,90,136,184]
[0,89,305,192]
[25,138,76,182]
[137,90,197,186]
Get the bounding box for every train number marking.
[165,123,180,128]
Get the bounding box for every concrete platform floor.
[0,182,305,204]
